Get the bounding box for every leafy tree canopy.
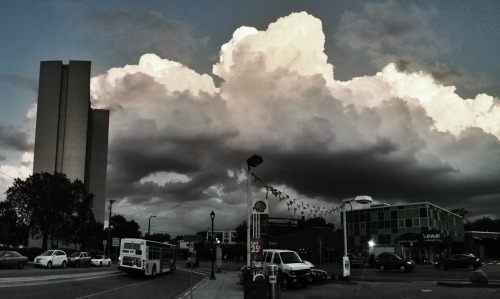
[6,172,95,250]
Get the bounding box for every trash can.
[253,273,267,299]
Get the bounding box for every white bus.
[118,238,176,276]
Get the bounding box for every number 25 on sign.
[251,240,261,252]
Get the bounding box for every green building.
[346,202,464,263]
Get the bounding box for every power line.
[0,170,16,179]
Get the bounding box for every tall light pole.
[210,210,216,280]
[342,195,372,279]
[108,200,115,257]
[246,154,263,269]
[148,213,157,238]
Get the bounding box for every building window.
[398,219,405,228]
[420,207,427,217]
[360,222,366,230]
[405,219,413,228]
[413,218,420,227]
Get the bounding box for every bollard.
[268,264,279,299]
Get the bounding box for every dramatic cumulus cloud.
[88,11,500,235]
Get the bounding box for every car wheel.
[467,264,475,271]
[399,265,406,272]
[76,261,80,268]
[99,261,102,266]
[108,261,111,266]
[378,265,385,272]
[62,261,67,268]
[18,262,25,269]
[47,261,52,269]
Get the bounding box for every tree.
[464,216,500,232]
[234,221,247,243]
[6,172,95,250]
[109,214,141,239]
[0,200,29,246]
[298,216,335,230]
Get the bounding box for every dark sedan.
[375,252,415,272]
[434,253,482,271]
[0,250,28,269]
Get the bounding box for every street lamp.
[246,154,263,269]
[342,195,372,279]
[148,213,157,238]
[210,210,216,280]
[108,200,115,258]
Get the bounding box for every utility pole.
[108,200,115,257]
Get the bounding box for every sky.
[1,0,500,238]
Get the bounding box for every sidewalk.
[175,270,243,299]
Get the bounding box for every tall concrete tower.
[33,60,109,226]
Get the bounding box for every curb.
[437,281,500,288]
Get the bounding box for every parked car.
[303,260,327,283]
[375,252,415,272]
[186,257,199,268]
[0,251,28,269]
[91,255,112,267]
[34,249,67,269]
[67,251,91,268]
[262,249,312,289]
[434,253,482,271]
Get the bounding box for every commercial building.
[346,202,464,263]
[33,60,109,231]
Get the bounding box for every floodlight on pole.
[210,210,216,280]
[148,213,157,237]
[342,195,372,279]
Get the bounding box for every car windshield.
[391,253,403,260]
[69,252,80,257]
[280,252,302,263]
[94,255,104,259]
[0,251,5,257]
[40,250,54,256]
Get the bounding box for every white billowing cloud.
[214,12,333,84]
[378,64,500,139]
[140,171,191,185]
[87,11,500,233]
[0,152,33,201]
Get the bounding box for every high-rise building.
[33,60,109,227]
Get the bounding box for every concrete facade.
[33,60,109,229]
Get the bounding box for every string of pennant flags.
[250,171,346,218]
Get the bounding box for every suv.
[34,250,68,269]
[67,251,92,268]
[262,249,312,289]
[375,252,415,272]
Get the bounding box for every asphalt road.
[1,260,499,299]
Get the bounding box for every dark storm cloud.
[0,125,33,152]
